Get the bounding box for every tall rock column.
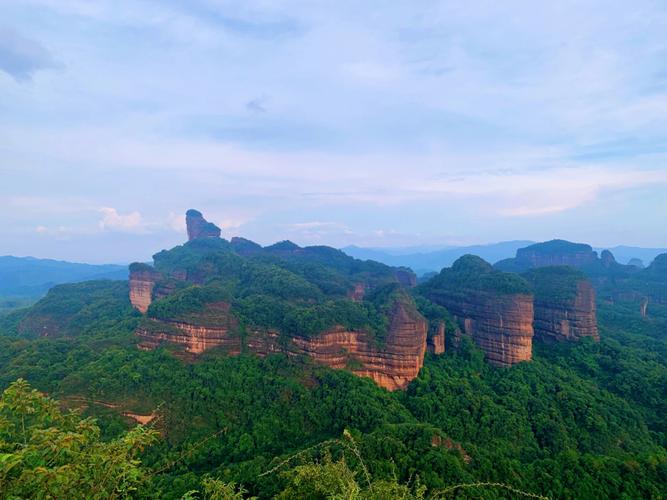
[186,209,221,241]
[129,264,161,313]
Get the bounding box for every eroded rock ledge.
[137,300,428,391]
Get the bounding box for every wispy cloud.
[98,207,144,233]
[2,0,667,260]
[0,26,59,81]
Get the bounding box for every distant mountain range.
[2,240,666,301]
[342,242,667,275]
[0,256,127,299]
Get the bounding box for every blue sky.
[2,0,667,263]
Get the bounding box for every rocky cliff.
[137,302,241,354]
[421,255,534,367]
[186,209,221,241]
[525,267,599,343]
[495,240,599,273]
[290,301,428,390]
[516,240,598,269]
[129,264,162,313]
[136,299,427,391]
[435,292,533,366]
[427,321,445,355]
[394,268,417,288]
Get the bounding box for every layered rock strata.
[429,292,534,366]
[136,301,427,391]
[290,301,428,390]
[427,322,445,355]
[129,266,162,313]
[394,268,418,288]
[533,281,599,342]
[186,209,221,241]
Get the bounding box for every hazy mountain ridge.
[343,242,667,274]
[1,217,666,498]
[0,255,127,298]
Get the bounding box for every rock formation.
[137,303,241,354]
[136,299,427,391]
[422,256,534,367]
[439,293,534,366]
[600,250,617,268]
[515,240,598,269]
[129,264,162,313]
[533,280,599,342]
[427,321,445,355]
[394,268,417,288]
[186,209,221,241]
[524,266,599,342]
[349,283,366,301]
[290,301,428,390]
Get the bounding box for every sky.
[2,0,667,263]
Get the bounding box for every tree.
[0,379,158,499]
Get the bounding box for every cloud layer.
[1,0,667,262]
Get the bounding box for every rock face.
[600,250,617,268]
[186,209,221,241]
[422,255,534,366]
[394,268,417,288]
[129,265,162,314]
[136,300,427,391]
[436,293,534,366]
[516,240,598,269]
[291,301,428,390]
[427,322,445,355]
[348,283,366,301]
[533,281,599,342]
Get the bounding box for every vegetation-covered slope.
[1,273,665,498]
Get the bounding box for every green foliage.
[5,280,136,338]
[420,255,531,297]
[2,237,667,498]
[0,379,158,498]
[184,477,255,499]
[524,266,586,304]
[144,249,412,342]
[0,297,35,316]
[519,239,593,256]
[153,238,232,274]
[148,286,233,322]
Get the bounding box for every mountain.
[13,211,609,392]
[342,240,535,274]
[1,215,666,498]
[595,245,667,266]
[0,256,127,299]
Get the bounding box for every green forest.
[0,275,665,498]
[1,238,666,499]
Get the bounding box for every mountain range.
[0,255,127,298]
[342,242,667,275]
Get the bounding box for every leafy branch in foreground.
[0,378,159,499]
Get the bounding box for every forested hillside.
[1,274,665,498]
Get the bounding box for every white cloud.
[3,0,667,256]
[166,211,186,232]
[98,207,144,232]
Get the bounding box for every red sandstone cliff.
[135,300,427,391]
[429,292,534,367]
[533,281,599,342]
[186,209,221,241]
[129,266,162,314]
[427,322,445,355]
[290,301,428,390]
